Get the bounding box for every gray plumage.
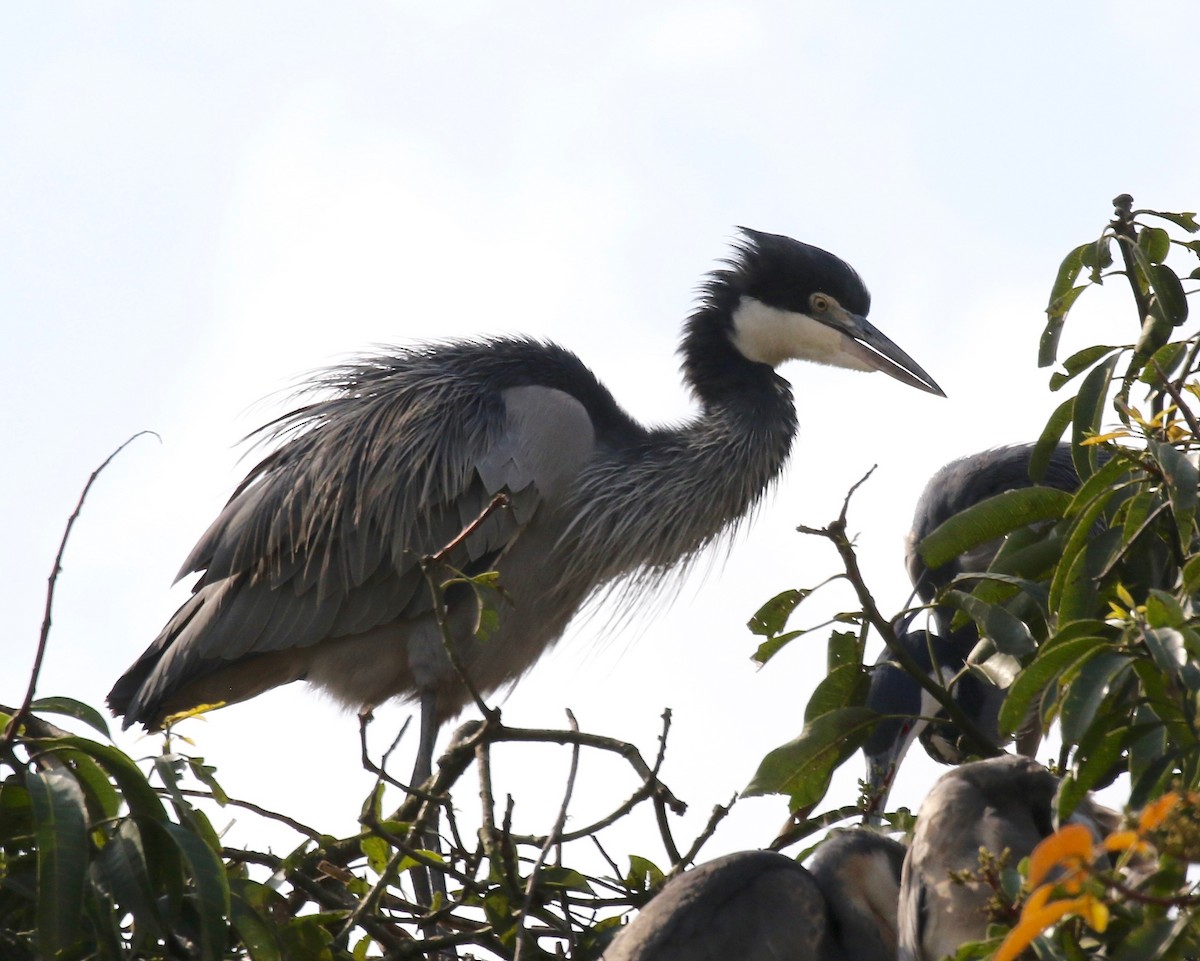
[108,229,942,777]
[898,755,1118,961]
[603,831,906,961]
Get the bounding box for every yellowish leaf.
[1028,823,1094,888]
[1139,792,1181,832]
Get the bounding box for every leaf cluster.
[745,197,1200,953]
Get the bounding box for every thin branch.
[798,467,999,758]
[514,710,581,961]
[3,431,158,751]
[670,796,735,876]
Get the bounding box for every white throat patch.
[730,296,877,371]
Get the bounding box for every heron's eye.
[810,293,832,313]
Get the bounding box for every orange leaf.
[1028,823,1095,888]
[1138,793,1181,832]
[1102,830,1150,856]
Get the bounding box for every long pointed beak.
[839,310,945,397]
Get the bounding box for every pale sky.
[4,1,1199,879]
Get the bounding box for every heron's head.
[721,228,944,395]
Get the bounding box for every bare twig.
[798,467,999,758]
[3,431,158,751]
[670,796,736,876]
[514,710,581,961]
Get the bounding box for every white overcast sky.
[4,2,1199,870]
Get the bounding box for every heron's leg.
[410,691,453,955]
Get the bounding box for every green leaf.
[29,769,89,960]
[536,865,595,893]
[1032,405,1075,504]
[1048,345,1118,391]
[1140,209,1200,233]
[156,820,232,961]
[827,630,859,671]
[753,629,805,666]
[998,636,1111,736]
[1058,653,1131,744]
[1139,341,1189,385]
[93,820,168,944]
[918,487,1072,571]
[29,696,112,738]
[361,835,391,875]
[942,591,1035,656]
[1143,627,1189,680]
[1146,589,1185,629]
[804,663,869,722]
[1182,554,1200,594]
[624,855,665,893]
[747,589,809,636]
[1059,712,1128,816]
[743,707,877,811]
[229,879,285,961]
[1150,439,1198,544]
[1071,354,1118,473]
[1041,244,1090,366]
[1148,263,1189,327]
[1138,225,1171,263]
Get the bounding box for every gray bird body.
[603,831,906,961]
[898,755,1120,961]
[108,230,942,774]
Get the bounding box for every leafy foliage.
[748,196,1200,956]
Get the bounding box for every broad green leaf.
[93,820,167,944]
[1143,627,1188,680]
[1049,344,1118,391]
[744,707,876,811]
[748,589,809,636]
[536,865,595,893]
[1138,340,1189,384]
[1148,263,1189,326]
[361,835,390,875]
[624,855,665,893]
[1059,713,1128,816]
[1150,439,1198,544]
[229,880,285,961]
[1058,653,1131,744]
[1182,553,1200,594]
[1041,244,1090,366]
[1071,355,1119,474]
[29,769,89,960]
[804,663,869,722]
[1146,589,1185,629]
[942,591,1035,656]
[156,820,232,961]
[918,487,1072,571]
[1138,225,1171,263]
[753,629,804,666]
[999,636,1111,736]
[29,696,112,738]
[1140,209,1200,233]
[827,629,859,671]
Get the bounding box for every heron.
[898,755,1119,961]
[863,443,1081,804]
[108,228,943,784]
[602,830,907,961]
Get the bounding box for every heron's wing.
[602,851,831,961]
[110,366,597,725]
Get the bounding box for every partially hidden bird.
[602,830,907,961]
[863,443,1082,805]
[898,754,1122,961]
[108,228,943,781]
